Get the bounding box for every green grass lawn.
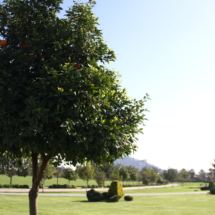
[0,175,117,187]
[0,193,214,215]
[0,181,211,214]
[0,175,144,187]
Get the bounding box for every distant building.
[114,156,162,171]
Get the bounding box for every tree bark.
[29,184,39,215]
[10,176,12,187]
[29,152,51,215]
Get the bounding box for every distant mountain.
[114,156,162,171]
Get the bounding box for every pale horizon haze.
[59,0,215,173]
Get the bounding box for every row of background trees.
[1,153,215,187]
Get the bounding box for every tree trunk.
[29,152,51,215]
[10,176,12,187]
[29,185,39,215]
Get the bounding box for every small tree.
[198,169,207,182]
[209,160,215,181]
[163,169,178,182]
[94,171,106,187]
[77,164,95,188]
[97,163,111,180]
[0,154,17,186]
[0,153,28,186]
[54,167,63,185]
[179,169,190,182]
[39,161,56,190]
[62,168,77,186]
[140,167,159,185]
[130,172,138,185]
[189,169,195,181]
[119,167,129,182]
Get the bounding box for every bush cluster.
[124,195,133,201]
[0,184,29,188]
[108,180,124,199]
[87,189,105,202]
[210,187,215,194]
[86,180,133,203]
[48,184,76,189]
[200,187,209,190]
[82,185,99,188]
[209,181,215,190]
[12,184,29,188]
[109,195,120,202]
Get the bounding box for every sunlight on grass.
[0,193,214,215]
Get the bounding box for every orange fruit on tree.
[19,42,28,48]
[28,53,34,55]
[38,54,43,60]
[74,64,81,69]
[0,40,8,46]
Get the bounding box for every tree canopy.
[0,0,148,214]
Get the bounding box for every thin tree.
[77,164,95,188]
[62,168,77,186]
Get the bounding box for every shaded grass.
[0,193,214,215]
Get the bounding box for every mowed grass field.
[0,175,119,187]
[0,174,206,189]
[0,179,212,215]
[0,193,214,215]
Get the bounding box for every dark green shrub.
[109,195,120,202]
[3,184,10,188]
[108,180,124,199]
[124,195,133,201]
[86,189,105,202]
[209,181,215,190]
[48,184,76,188]
[102,192,109,200]
[11,184,29,188]
[21,185,29,188]
[200,187,209,190]
[0,184,3,188]
[210,187,215,194]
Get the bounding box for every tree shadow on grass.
[72,200,118,204]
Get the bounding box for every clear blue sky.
[59,0,215,173]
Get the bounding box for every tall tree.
[0,1,148,214]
